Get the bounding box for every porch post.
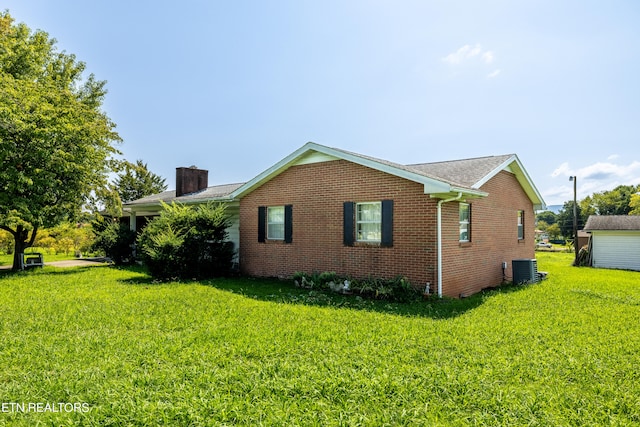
[129,211,137,232]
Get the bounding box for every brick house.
[124,142,545,297]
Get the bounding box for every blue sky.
[5,0,640,206]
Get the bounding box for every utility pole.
[569,176,578,265]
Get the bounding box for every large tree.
[556,200,585,239]
[0,12,121,270]
[536,210,557,226]
[114,160,167,203]
[630,193,640,215]
[93,159,167,218]
[587,184,639,216]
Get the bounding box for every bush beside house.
[91,219,137,264]
[137,202,235,280]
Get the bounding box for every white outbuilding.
[584,215,640,272]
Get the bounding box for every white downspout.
[437,192,463,298]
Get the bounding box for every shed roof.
[584,215,640,231]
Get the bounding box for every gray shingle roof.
[584,215,640,231]
[406,154,514,188]
[126,182,245,206]
[124,143,542,209]
[326,146,514,189]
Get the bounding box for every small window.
[459,203,471,242]
[517,210,524,240]
[267,206,285,240]
[356,202,381,242]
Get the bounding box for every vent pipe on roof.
[436,192,463,298]
[176,166,208,197]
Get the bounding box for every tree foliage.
[536,211,557,227]
[538,211,557,225]
[630,193,640,216]
[583,185,639,216]
[137,202,235,280]
[114,160,167,203]
[90,217,136,265]
[0,12,121,269]
[555,183,640,234]
[94,159,167,218]
[545,223,562,240]
[556,201,585,239]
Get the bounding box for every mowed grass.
[0,250,79,267]
[1,253,639,426]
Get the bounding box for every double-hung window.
[459,203,471,242]
[343,200,393,247]
[258,205,293,243]
[267,206,285,240]
[517,210,524,240]
[356,202,382,242]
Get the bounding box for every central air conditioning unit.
[512,259,538,284]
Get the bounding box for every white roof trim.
[473,155,517,188]
[230,142,486,199]
[474,154,546,211]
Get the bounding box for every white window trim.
[459,203,470,242]
[517,210,524,240]
[267,206,285,240]
[356,201,382,242]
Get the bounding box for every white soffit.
[293,151,340,166]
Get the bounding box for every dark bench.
[22,253,44,269]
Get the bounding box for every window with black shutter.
[259,205,293,243]
[343,200,393,247]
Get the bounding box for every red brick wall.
[439,170,535,297]
[239,160,535,297]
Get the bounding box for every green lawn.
[0,253,639,426]
[0,249,80,267]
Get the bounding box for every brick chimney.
[176,166,208,197]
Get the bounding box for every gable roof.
[123,142,546,211]
[230,142,546,209]
[407,153,545,209]
[584,215,640,231]
[407,155,513,188]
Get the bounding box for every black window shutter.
[468,204,472,241]
[258,206,266,243]
[284,205,293,243]
[381,200,394,247]
[343,201,354,246]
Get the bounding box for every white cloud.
[551,162,571,177]
[551,160,640,181]
[544,160,640,204]
[607,154,619,160]
[482,51,494,64]
[442,44,492,65]
[579,160,640,181]
[442,44,500,78]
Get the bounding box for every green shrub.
[293,272,420,302]
[141,225,185,279]
[137,202,235,280]
[91,219,137,264]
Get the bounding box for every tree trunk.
[13,239,26,270]
[6,225,38,271]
